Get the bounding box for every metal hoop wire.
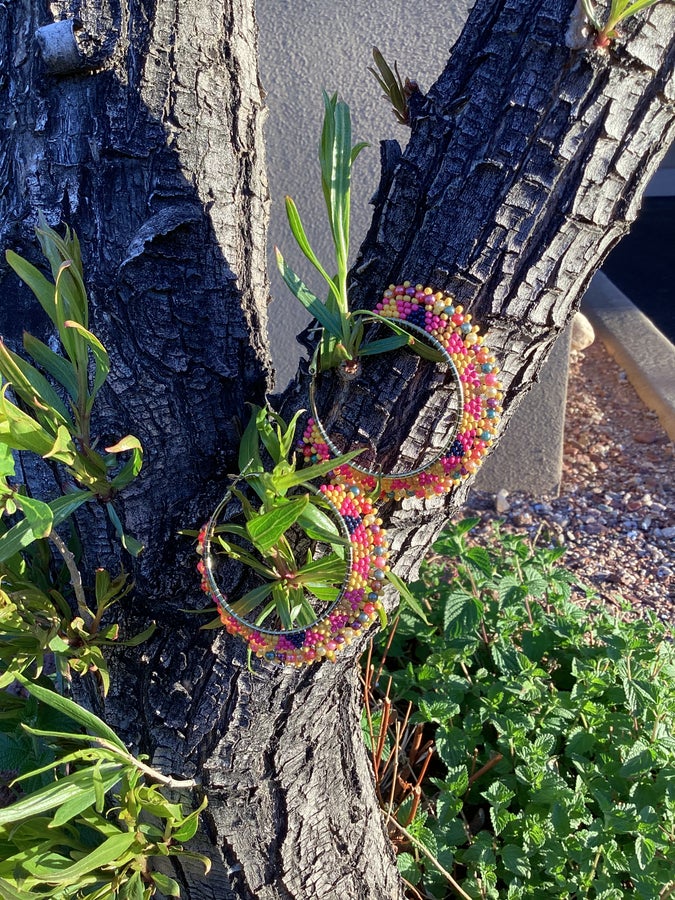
[202,482,354,636]
[308,318,465,480]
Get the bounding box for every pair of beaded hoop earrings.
[198,283,502,667]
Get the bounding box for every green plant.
[200,404,363,630]
[0,224,205,897]
[0,676,208,899]
[365,521,675,899]
[1,221,143,558]
[275,93,440,374]
[368,47,417,125]
[580,0,663,47]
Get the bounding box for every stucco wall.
[257,1,472,387]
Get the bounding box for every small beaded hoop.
[300,282,502,501]
[197,479,388,666]
[308,318,464,480]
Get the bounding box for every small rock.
[657,526,675,540]
[656,566,673,580]
[641,517,652,531]
[495,489,510,514]
[633,430,661,445]
[513,512,533,527]
[571,312,595,351]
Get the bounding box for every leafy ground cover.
[363,520,675,899]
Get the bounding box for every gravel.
[466,339,675,621]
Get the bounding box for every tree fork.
[0,0,673,898]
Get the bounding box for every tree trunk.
[1,0,673,898]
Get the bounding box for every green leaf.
[150,871,182,896]
[106,435,143,489]
[275,248,344,340]
[27,832,137,883]
[14,494,54,540]
[230,583,275,617]
[297,505,349,547]
[5,251,59,330]
[23,332,79,401]
[386,571,431,625]
[284,196,341,307]
[466,546,493,577]
[275,449,362,492]
[0,490,90,562]
[172,797,208,842]
[0,341,72,426]
[64,320,110,410]
[396,851,422,883]
[0,763,122,825]
[357,334,412,356]
[238,404,264,474]
[14,673,128,751]
[295,554,347,586]
[501,844,531,878]
[246,495,310,555]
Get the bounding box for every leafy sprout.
[368,47,418,126]
[275,93,438,374]
[580,0,663,46]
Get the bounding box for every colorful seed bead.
[197,478,388,668]
[300,281,502,501]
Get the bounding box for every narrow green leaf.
[294,554,346,585]
[27,832,137,883]
[171,796,208,842]
[245,495,310,554]
[23,333,79,401]
[14,673,128,751]
[64,320,110,408]
[0,490,90,563]
[275,248,344,339]
[0,341,72,426]
[357,334,411,356]
[275,449,362,491]
[5,251,58,329]
[231,582,275,617]
[387,571,431,625]
[238,404,264,474]
[0,763,122,825]
[284,196,342,306]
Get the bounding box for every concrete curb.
[583,272,675,442]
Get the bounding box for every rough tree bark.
[1,0,674,898]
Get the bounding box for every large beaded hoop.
[197,480,388,666]
[300,282,502,501]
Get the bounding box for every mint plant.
[365,521,675,898]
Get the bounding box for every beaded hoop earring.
[300,282,502,501]
[197,479,388,666]
[307,318,464,481]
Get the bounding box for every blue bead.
[482,363,493,372]
[349,485,360,495]
[374,570,386,581]
[358,613,370,623]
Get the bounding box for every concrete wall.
[256,2,571,496]
[257,0,472,387]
